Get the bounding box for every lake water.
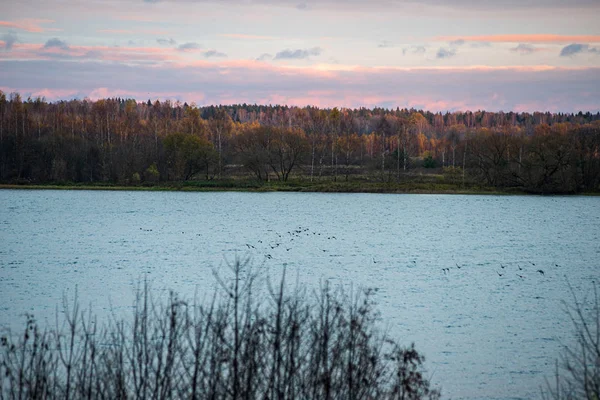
[1,190,599,399]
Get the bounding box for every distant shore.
[2,181,597,195]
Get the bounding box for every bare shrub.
[0,260,440,399]
[542,283,600,400]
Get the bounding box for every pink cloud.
[2,55,599,112]
[0,42,185,63]
[29,88,82,99]
[0,19,59,33]
[510,44,550,55]
[437,34,600,43]
[2,42,592,79]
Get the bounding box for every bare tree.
[542,283,600,400]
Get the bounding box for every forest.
[1,90,599,193]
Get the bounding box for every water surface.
[1,190,599,399]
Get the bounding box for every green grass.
[0,180,531,195]
[2,172,597,195]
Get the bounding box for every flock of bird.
[245,226,338,261]
[242,227,560,281]
[441,261,559,279]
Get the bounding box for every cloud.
[1,33,18,51]
[2,60,599,112]
[560,43,598,57]
[436,47,456,59]
[134,0,598,12]
[204,50,227,58]
[274,47,322,60]
[449,39,465,46]
[402,45,426,55]
[378,41,395,48]
[438,34,600,43]
[511,43,538,55]
[256,53,273,61]
[82,50,103,59]
[43,38,69,50]
[0,19,58,33]
[178,42,201,51]
[157,38,177,46]
[0,43,183,63]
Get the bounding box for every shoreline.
[2,183,597,196]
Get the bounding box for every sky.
[1,0,599,112]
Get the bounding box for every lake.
[1,190,599,399]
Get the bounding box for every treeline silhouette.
[0,262,440,399]
[1,91,599,193]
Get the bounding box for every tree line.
[1,91,599,193]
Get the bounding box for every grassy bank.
[0,180,541,195]
[2,171,598,195]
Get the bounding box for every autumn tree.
[328,108,341,181]
[468,129,511,187]
[0,90,6,179]
[518,127,576,192]
[208,109,234,177]
[234,125,307,182]
[447,124,466,168]
[375,115,392,181]
[0,92,599,192]
[572,123,600,191]
[269,127,308,181]
[164,133,217,180]
[234,123,273,181]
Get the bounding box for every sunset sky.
[1,0,599,112]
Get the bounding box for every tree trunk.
[397,133,400,181]
[452,146,456,168]
[331,137,336,182]
[403,128,408,172]
[310,138,315,182]
[217,128,222,178]
[462,139,468,186]
[381,131,386,180]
